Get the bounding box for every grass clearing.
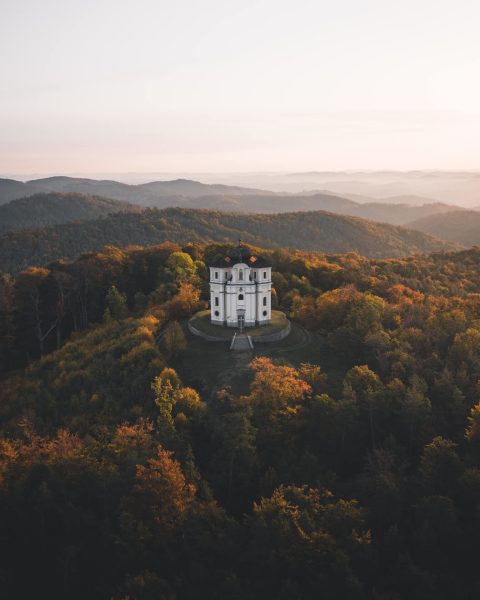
[174,320,329,398]
[189,309,288,339]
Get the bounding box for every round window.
[214,310,219,316]
[263,310,267,316]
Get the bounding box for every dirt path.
[209,347,253,400]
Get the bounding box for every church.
[209,243,272,329]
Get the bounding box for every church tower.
[208,242,272,328]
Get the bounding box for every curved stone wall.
[187,321,228,342]
[251,319,291,343]
[188,315,291,344]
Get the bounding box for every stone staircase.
[230,333,254,351]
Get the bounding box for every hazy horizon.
[5,169,480,206]
[3,0,480,173]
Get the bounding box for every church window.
[263,310,267,316]
[238,294,244,300]
[214,271,218,279]
[215,297,219,306]
[263,297,267,306]
[263,271,267,279]
[239,270,244,281]
[253,271,257,279]
[214,310,219,317]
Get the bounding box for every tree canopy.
[1,242,480,598]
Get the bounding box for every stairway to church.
[230,333,254,351]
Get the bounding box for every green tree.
[206,390,258,514]
[343,365,383,449]
[244,485,369,599]
[105,285,128,320]
[419,437,463,497]
[166,251,196,280]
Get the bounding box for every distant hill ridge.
[407,210,480,246]
[0,206,457,273]
[0,192,139,234]
[0,176,270,206]
[0,177,465,227]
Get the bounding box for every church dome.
[209,242,271,268]
[227,244,252,263]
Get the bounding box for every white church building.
[209,242,272,329]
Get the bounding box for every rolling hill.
[0,177,462,226]
[341,201,462,225]
[0,207,457,273]
[407,210,480,246]
[0,176,269,206]
[0,178,48,204]
[181,194,461,225]
[0,192,140,234]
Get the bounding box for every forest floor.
[174,321,334,399]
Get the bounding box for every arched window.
[214,271,218,279]
[263,297,267,306]
[239,270,244,281]
[215,297,219,306]
[238,294,244,300]
[263,271,267,279]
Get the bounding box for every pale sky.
[2,0,480,174]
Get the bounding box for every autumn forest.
[1,240,480,598]
[6,0,480,595]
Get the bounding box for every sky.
[2,0,480,174]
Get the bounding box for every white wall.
[210,265,271,326]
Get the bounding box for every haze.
[2,0,480,173]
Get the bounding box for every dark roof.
[209,244,271,268]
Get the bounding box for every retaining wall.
[253,319,291,343]
[187,321,229,342]
[188,317,291,344]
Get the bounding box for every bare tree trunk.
[30,290,58,357]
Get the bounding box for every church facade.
[209,243,272,328]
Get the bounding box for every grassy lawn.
[189,309,288,339]
[174,328,237,393]
[174,320,330,399]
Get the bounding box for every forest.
[1,241,480,598]
[407,209,480,246]
[0,176,463,225]
[0,205,455,273]
[0,192,140,234]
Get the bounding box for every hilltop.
[0,192,139,234]
[167,193,461,225]
[0,177,462,226]
[2,239,480,598]
[0,177,459,226]
[0,176,269,206]
[407,210,480,246]
[0,207,456,273]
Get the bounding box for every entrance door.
[237,308,246,331]
[238,314,245,331]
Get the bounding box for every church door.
[238,314,245,331]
